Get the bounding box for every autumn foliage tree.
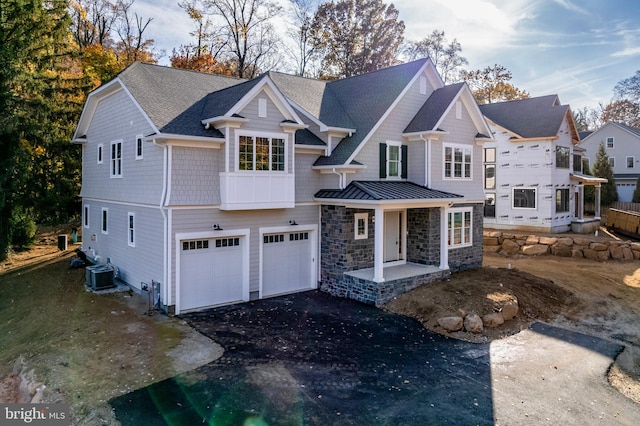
[463,64,529,104]
[310,0,405,79]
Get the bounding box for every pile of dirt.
[385,266,581,343]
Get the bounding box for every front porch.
[344,263,450,306]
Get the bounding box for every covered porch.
[571,173,608,233]
[315,181,468,306]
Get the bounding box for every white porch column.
[373,206,385,283]
[577,184,584,221]
[439,206,449,270]
[595,184,602,219]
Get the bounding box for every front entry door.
[384,211,403,262]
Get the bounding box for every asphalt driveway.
[111,290,639,425]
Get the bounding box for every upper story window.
[97,144,103,164]
[556,146,570,168]
[135,135,143,160]
[379,142,407,179]
[513,187,536,209]
[238,133,286,172]
[444,143,472,180]
[627,156,635,168]
[573,154,582,172]
[606,137,614,149]
[110,140,122,177]
[483,148,495,189]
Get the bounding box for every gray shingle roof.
[404,83,465,133]
[314,181,463,201]
[312,59,430,166]
[295,128,326,146]
[616,122,640,138]
[118,62,244,137]
[479,95,568,139]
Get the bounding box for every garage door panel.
[180,237,244,312]
[262,231,314,298]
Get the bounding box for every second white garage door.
[180,236,245,312]
[262,230,316,298]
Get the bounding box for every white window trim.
[127,212,135,247]
[447,207,473,249]
[512,187,537,210]
[606,137,614,149]
[97,144,103,164]
[443,143,473,180]
[135,134,143,160]
[627,156,635,168]
[354,213,368,240]
[609,157,615,168]
[101,207,109,235]
[110,139,123,178]
[386,140,402,180]
[83,205,90,228]
[235,130,288,173]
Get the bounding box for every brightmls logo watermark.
[1,404,70,425]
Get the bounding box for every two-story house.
[479,95,605,234]
[72,59,492,314]
[579,122,640,202]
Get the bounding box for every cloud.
[551,0,590,15]
[611,47,640,57]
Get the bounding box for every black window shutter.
[401,145,408,179]
[379,143,387,179]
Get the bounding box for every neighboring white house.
[479,95,605,233]
[72,59,493,314]
[579,122,640,202]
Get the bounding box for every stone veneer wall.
[484,230,640,261]
[321,204,485,306]
[448,203,484,272]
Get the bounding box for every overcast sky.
[133,0,640,110]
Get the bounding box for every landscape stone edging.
[483,231,640,261]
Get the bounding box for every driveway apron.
[111,291,494,425]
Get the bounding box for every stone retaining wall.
[483,231,640,261]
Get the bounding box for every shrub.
[10,207,37,250]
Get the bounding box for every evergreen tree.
[1,0,91,258]
[592,143,619,206]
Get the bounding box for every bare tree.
[202,0,283,78]
[115,0,156,65]
[404,30,467,84]
[285,0,320,76]
[69,0,120,48]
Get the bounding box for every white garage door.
[180,237,244,311]
[262,231,315,298]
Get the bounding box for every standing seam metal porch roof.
[314,181,464,201]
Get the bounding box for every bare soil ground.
[1,226,639,425]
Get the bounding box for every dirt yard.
[1,226,639,424]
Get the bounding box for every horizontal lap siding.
[81,89,163,205]
[169,205,320,303]
[351,76,432,184]
[82,201,164,292]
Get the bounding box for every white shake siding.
[169,205,320,302]
[82,201,164,291]
[351,75,434,183]
[80,89,163,204]
[427,106,485,200]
